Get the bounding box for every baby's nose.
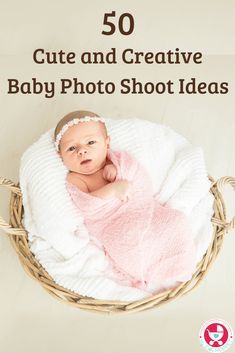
[78,147,87,155]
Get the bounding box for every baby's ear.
[106,135,111,147]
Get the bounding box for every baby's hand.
[102,163,117,182]
[113,180,132,202]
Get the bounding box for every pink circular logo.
[199,319,233,352]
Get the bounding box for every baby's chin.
[71,163,103,175]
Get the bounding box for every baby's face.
[59,121,110,175]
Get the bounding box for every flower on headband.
[54,116,106,152]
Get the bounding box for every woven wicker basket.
[0,175,234,315]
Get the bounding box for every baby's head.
[54,110,110,175]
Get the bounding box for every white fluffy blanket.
[19,118,214,301]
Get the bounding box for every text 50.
[102,11,134,35]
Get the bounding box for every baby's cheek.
[63,156,77,170]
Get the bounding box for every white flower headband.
[54,116,106,152]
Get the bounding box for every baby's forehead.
[61,122,106,145]
[69,122,104,136]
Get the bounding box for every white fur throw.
[19,118,214,301]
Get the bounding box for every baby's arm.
[90,183,117,199]
[67,172,117,198]
[67,172,131,201]
[91,180,131,202]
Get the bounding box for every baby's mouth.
[80,159,92,165]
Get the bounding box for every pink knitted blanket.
[66,149,197,293]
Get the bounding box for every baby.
[54,110,197,293]
[55,110,131,202]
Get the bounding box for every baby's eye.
[68,146,76,152]
[88,140,96,145]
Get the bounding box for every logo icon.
[199,319,233,352]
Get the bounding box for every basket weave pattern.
[0,176,234,315]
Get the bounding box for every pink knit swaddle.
[66,149,197,293]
